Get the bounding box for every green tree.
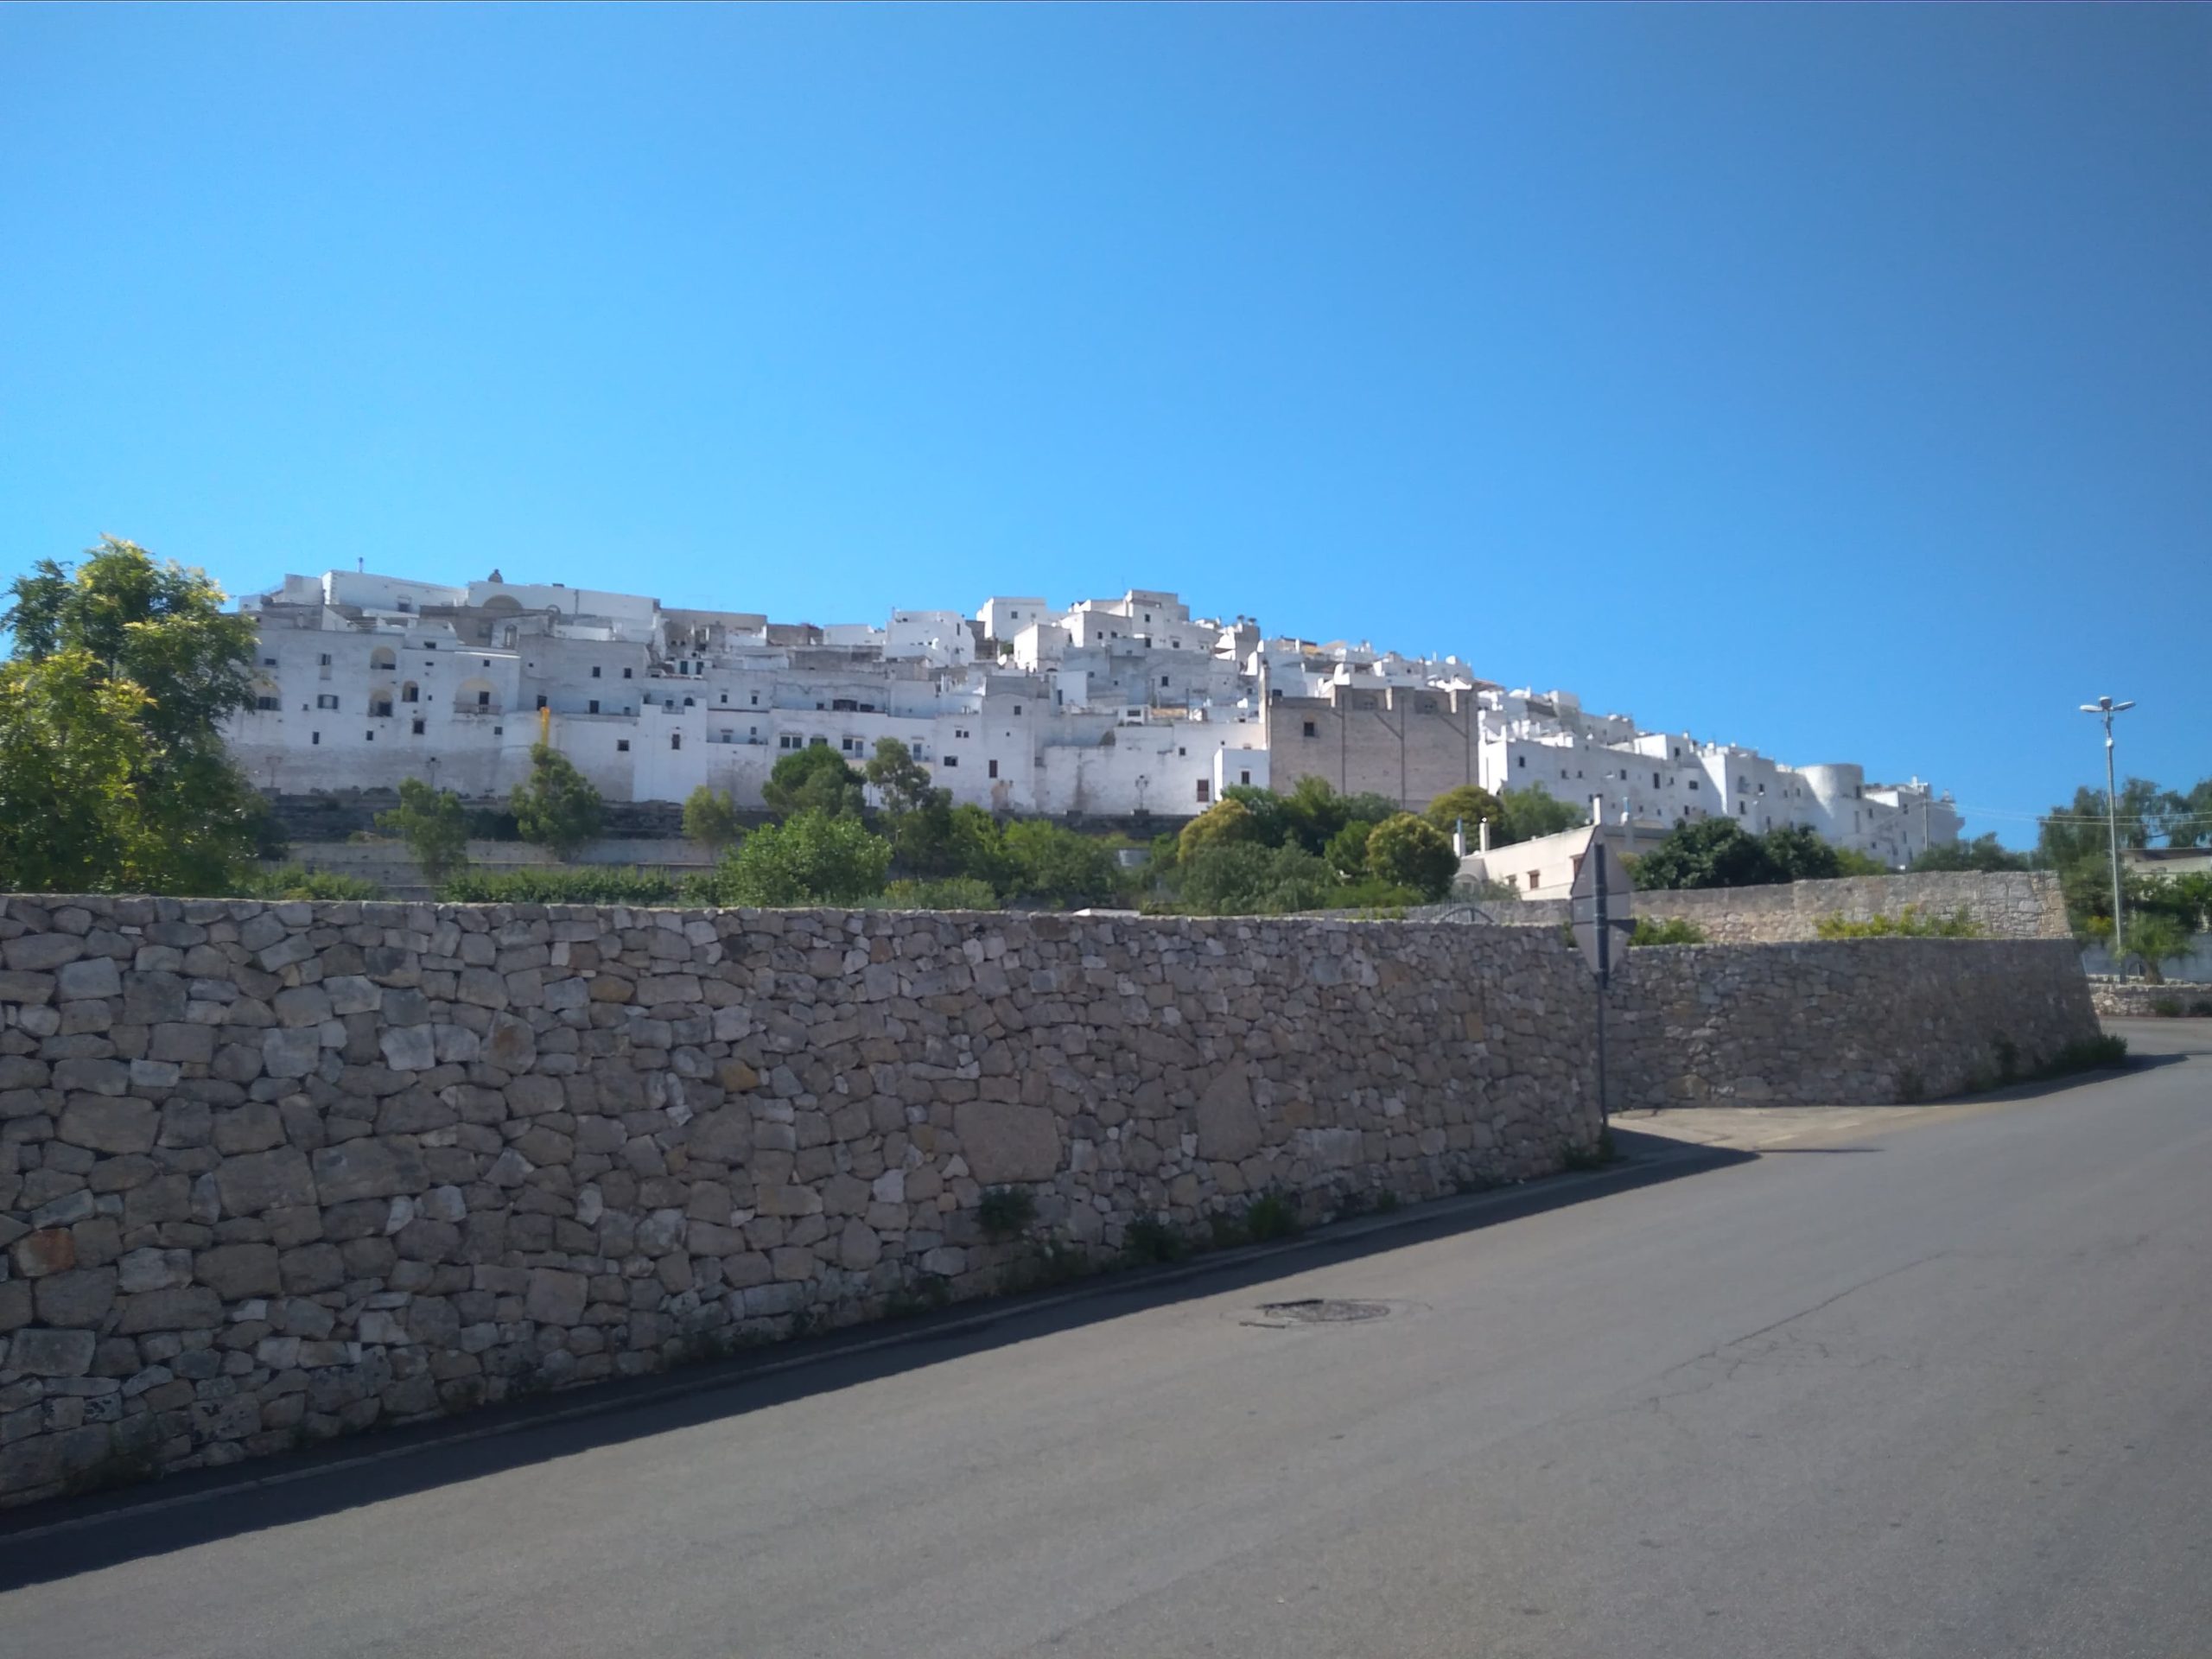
[1631,818,1783,890]
[1910,833,2031,874]
[862,737,939,815]
[3,538,264,893]
[1761,823,1843,882]
[1829,845,1891,877]
[2152,779,2212,849]
[762,745,865,818]
[1179,797,1260,862]
[376,778,472,884]
[2113,911,2193,984]
[0,652,162,893]
[1174,842,1337,916]
[1425,784,1503,839]
[1324,819,1375,879]
[1363,812,1459,900]
[1001,820,1123,907]
[697,810,889,906]
[509,743,603,859]
[682,784,742,851]
[1494,785,1585,848]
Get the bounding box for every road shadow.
[0,1132,1745,1590]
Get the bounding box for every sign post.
[1568,835,1636,1122]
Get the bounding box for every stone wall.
[1477,870,2069,944]
[2088,980,2212,1018]
[0,895,2095,1506]
[1606,938,2096,1108]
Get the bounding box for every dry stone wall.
[1605,938,2096,1108]
[0,895,2095,1506]
[1492,870,2069,944]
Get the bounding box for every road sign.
[1568,836,1635,986]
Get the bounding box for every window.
[622,667,632,678]
[617,740,630,753]
[318,653,333,667]
[720,693,728,704]
[1195,779,1210,803]
[261,657,277,667]
[255,696,280,712]
[493,725,504,735]
[671,734,682,750]
[1529,870,1541,889]
[1688,779,1700,791]
[592,666,601,678]
[1178,747,1186,758]
[317,694,340,710]
[588,699,600,714]
[955,728,969,740]
[678,661,690,676]
[841,737,860,754]
[1302,721,1317,739]
[1160,675,1170,688]
[424,641,436,651]
[536,695,548,710]
[310,732,320,745]
[1517,754,1527,769]
[480,658,491,668]
[943,755,958,767]
[988,759,999,779]
[402,684,419,703]
[475,690,491,709]
[749,692,759,706]
[397,600,411,613]
[808,736,827,747]
[1239,770,1251,786]
[365,730,375,741]
[1653,772,1661,788]
[779,734,799,751]
[1013,704,1021,715]
[683,696,695,708]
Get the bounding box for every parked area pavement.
[3,1018,2206,1659]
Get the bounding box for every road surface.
[3,1019,2207,1659]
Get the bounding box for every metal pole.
[2105,709,2125,976]
[1594,840,1611,1124]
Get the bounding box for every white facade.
[225,569,1961,860]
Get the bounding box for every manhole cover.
[1242,1299,1394,1328]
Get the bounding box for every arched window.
[401,681,419,703]
[370,646,397,672]
[367,684,396,718]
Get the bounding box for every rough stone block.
[952,1100,1064,1185]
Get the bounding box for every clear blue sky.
[3,5,2205,843]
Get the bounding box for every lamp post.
[2078,696,2135,976]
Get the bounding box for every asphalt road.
[4,1020,2207,1659]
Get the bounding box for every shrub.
[2150,996,2183,1017]
[688,810,890,906]
[1178,798,1260,863]
[1630,916,1707,946]
[1121,1216,1189,1264]
[761,746,864,819]
[440,868,679,906]
[977,1185,1038,1238]
[238,866,385,901]
[1242,1189,1302,1242]
[2044,1033,2128,1074]
[1815,906,1981,939]
[682,785,742,851]
[875,876,1001,911]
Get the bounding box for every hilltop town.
[230,569,1961,865]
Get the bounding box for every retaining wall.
[0,895,2095,1505]
[1491,869,2068,944]
[2088,980,2212,1018]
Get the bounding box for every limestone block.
[953,1100,1064,1184]
[213,1147,317,1217]
[313,1139,428,1205]
[56,1095,158,1154]
[1193,1061,1264,1162]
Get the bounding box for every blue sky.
[3,5,2205,842]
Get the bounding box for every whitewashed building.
[225,568,1957,863]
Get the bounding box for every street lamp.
[2078,695,2135,976]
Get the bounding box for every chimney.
[1452,818,1467,859]
[1590,793,1605,826]
[1478,817,1492,855]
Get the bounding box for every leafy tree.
[0,652,162,893]
[509,742,603,859]
[1224,777,1395,856]
[2105,910,2193,984]
[862,737,940,815]
[696,810,890,906]
[376,778,472,884]
[1761,823,1843,883]
[1830,845,1891,877]
[1424,785,1503,839]
[2155,778,2212,849]
[1001,820,1123,907]
[1493,785,1585,848]
[1324,819,1374,879]
[2039,779,2164,868]
[682,784,742,851]
[1363,812,1459,900]
[3,538,264,893]
[1179,797,1260,862]
[1631,818,1783,890]
[762,745,864,818]
[1910,834,2031,874]
[879,875,1001,910]
[1174,842,1337,916]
